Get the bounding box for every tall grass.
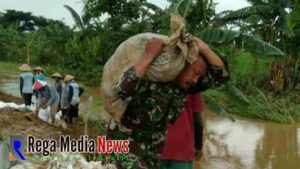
[231,52,272,90]
[206,88,300,123]
[0,61,19,73]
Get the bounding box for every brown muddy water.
[1,71,300,169]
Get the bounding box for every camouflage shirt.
[108,67,187,169]
[108,65,230,169]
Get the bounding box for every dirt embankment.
[0,92,102,143]
[0,91,22,104]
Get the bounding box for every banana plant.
[166,0,285,121]
[215,0,300,91]
[64,5,85,31]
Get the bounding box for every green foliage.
[207,87,299,123]
[44,63,103,86]
[230,52,270,89]
[203,93,235,122]
[1,0,299,124]
[0,25,22,62]
[0,61,19,72]
[84,0,147,30]
[168,0,215,32]
[224,82,250,104]
[215,0,300,91]
[197,28,284,56]
[64,5,84,31]
[0,9,69,32]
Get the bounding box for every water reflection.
[0,71,19,97]
[254,122,300,169]
[201,111,300,169]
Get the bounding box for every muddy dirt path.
[0,92,103,145]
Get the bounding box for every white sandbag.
[38,107,51,122]
[0,101,25,110]
[37,107,64,126]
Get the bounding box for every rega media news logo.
[9,134,26,161]
[2,134,130,159]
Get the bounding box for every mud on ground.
[0,92,104,146]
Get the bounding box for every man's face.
[176,57,207,89]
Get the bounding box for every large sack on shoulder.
[100,14,200,129]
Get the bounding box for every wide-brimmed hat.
[64,74,75,82]
[51,72,62,78]
[33,66,43,71]
[18,64,32,72]
[33,80,47,90]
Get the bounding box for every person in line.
[33,66,46,81]
[33,66,46,103]
[64,75,81,125]
[34,80,59,125]
[18,64,34,108]
[51,72,63,111]
[60,75,70,123]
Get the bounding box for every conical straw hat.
[51,72,62,78]
[18,64,31,72]
[33,66,43,71]
[64,74,75,82]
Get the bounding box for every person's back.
[19,64,34,107]
[64,75,80,124]
[60,83,70,122]
[36,84,59,107]
[54,82,62,96]
[61,83,70,109]
[20,72,34,94]
[68,81,80,106]
[46,84,60,104]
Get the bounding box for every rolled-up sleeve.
[114,66,142,102]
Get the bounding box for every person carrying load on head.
[102,14,227,169]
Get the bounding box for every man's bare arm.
[193,37,224,67]
[134,38,164,77]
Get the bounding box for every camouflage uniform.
[107,65,230,169]
[107,67,187,169]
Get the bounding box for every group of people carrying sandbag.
[18,64,83,125]
[100,15,230,169]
